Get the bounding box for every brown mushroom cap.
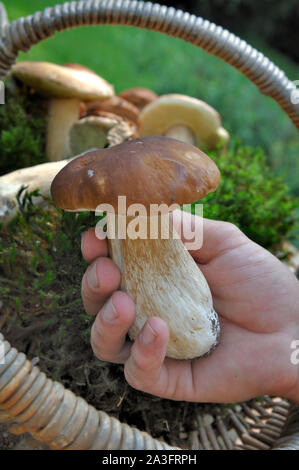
[86,96,139,123]
[51,136,220,214]
[63,63,100,76]
[119,87,158,110]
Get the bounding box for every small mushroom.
[138,93,229,150]
[51,136,221,360]
[11,61,115,162]
[70,113,137,154]
[107,119,137,147]
[85,96,140,124]
[0,158,72,224]
[118,87,158,110]
[70,115,120,155]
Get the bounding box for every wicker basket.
[0,0,298,451]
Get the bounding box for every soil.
[0,423,49,450]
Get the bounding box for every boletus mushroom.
[50,136,221,359]
[138,94,229,150]
[0,158,72,224]
[11,61,114,161]
[118,87,158,110]
[85,96,140,124]
[69,115,121,155]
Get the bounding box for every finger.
[171,209,249,264]
[81,256,121,316]
[81,227,108,263]
[124,317,170,395]
[91,291,136,363]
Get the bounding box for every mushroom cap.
[63,63,100,76]
[11,61,114,100]
[51,136,220,213]
[138,93,229,149]
[119,87,158,110]
[86,96,140,123]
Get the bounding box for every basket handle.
[0,0,298,129]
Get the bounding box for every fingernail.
[141,322,157,345]
[88,262,98,289]
[102,298,118,323]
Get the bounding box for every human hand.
[81,210,299,403]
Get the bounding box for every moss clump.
[0,78,48,176]
[200,141,298,250]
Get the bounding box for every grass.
[2,0,299,199]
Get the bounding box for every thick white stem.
[0,159,71,223]
[164,125,195,145]
[107,214,219,359]
[46,98,80,161]
[216,126,230,148]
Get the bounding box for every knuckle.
[90,337,110,362]
[90,334,102,358]
[124,368,145,392]
[220,221,246,243]
[124,353,155,391]
[90,318,125,364]
[91,316,104,339]
[221,220,240,234]
[81,272,95,300]
[90,322,105,357]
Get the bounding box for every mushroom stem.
[107,213,219,359]
[216,127,230,147]
[0,158,72,224]
[46,98,80,161]
[164,124,196,145]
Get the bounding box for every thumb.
[171,209,247,264]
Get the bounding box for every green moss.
[0,78,48,175]
[201,141,298,250]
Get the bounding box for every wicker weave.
[0,0,298,450]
